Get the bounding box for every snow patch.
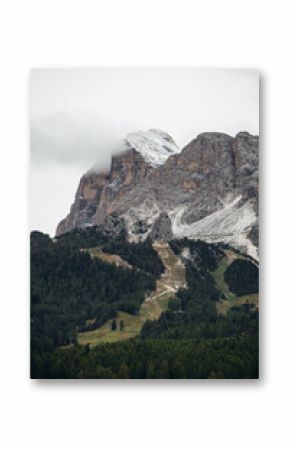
[181,247,191,260]
[125,129,180,167]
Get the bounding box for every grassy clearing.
[77,293,174,346]
[83,247,131,268]
[77,243,259,343]
[78,311,144,345]
[216,294,259,315]
[77,242,186,347]
[212,250,259,315]
[212,253,236,301]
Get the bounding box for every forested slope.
[31,232,259,379]
[31,231,157,358]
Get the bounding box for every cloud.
[31,111,133,171]
[30,68,259,236]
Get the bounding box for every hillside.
[78,242,186,346]
[31,230,259,378]
[31,128,259,379]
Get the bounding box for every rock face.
[149,212,173,242]
[56,147,153,236]
[56,171,109,236]
[56,129,259,259]
[92,148,153,223]
[56,129,179,236]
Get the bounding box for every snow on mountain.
[56,130,259,259]
[125,129,180,167]
[170,195,258,260]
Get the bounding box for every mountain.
[56,129,259,259]
[125,129,180,167]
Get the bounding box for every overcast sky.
[30,68,259,236]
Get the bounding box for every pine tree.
[118,362,129,378]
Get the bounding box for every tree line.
[31,233,259,379]
[32,335,258,379]
[31,231,157,358]
[103,239,165,277]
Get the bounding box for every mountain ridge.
[56,129,259,259]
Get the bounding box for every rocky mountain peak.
[125,129,180,167]
[56,130,259,260]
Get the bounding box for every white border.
[1,1,289,448]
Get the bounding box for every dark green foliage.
[31,231,259,379]
[170,238,224,272]
[132,219,149,235]
[55,225,122,250]
[185,262,221,301]
[224,259,259,296]
[31,336,258,379]
[167,297,181,312]
[140,258,258,341]
[31,231,155,356]
[140,297,258,340]
[217,241,258,264]
[102,239,164,277]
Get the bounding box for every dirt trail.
[77,241,186,347]
[143,241,186,304]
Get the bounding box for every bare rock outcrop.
[149,212,173,242]
[56,147,152,236]
[56,171,109,236]
[55,129,259,259]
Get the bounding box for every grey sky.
[30,68,259,236]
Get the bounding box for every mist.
[30,68,259,236]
